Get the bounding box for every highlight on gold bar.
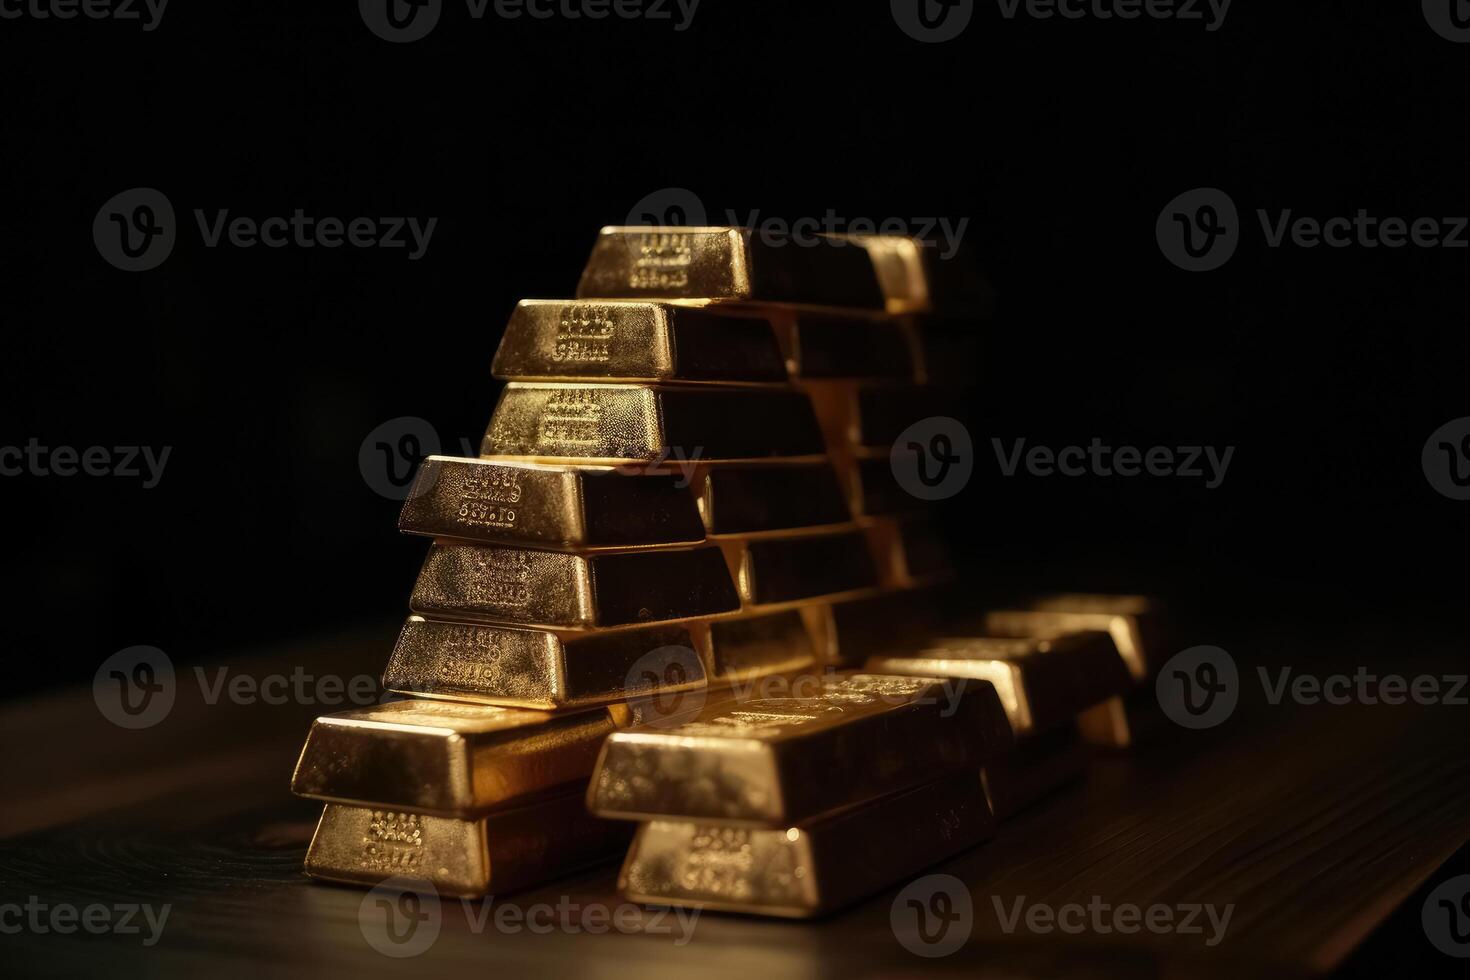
[866,631,1133,738]
[382,616,708,710]
[982,593,1165,682]
[726,528,880,608]
[575,227,886,310]
[618,772,994,918]
[483,383,826,462]
[305,794,631,898]
[492,300,788,384]
[695,462,851,536]
[291,700,617,817]
[587,673,1012,826]
[410,542,740,630]
[399,457,706,550]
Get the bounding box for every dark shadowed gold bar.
[905,313,984,386]
[410,542,740,629]
[777,309,915,380]
[588,673,1012,826]
[399,457,706,549]
[482,383,826,462]
[575,227,886,309]
[862,516,951,588]
[848,233,995,316]
[382,617,707,710]
[619,772,994,917]
[305,795,631,897]
[866,632,1134,738]
[983,593,1165,682]
[291,700,617,816]
[806,590,942,666]
[982,723,1090,819]
[702,610,820,686]
[725,529,880,608]
[848,456,919,515]
[695,462,850,536]
[491,300,787,383]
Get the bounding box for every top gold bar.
[575,228,887,310]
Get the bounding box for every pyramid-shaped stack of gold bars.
[290,227,1166,916]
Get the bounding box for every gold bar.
[982,594,1165,682]
[575,227,886,310]
[780,309,915,380]
[726,529,880,608]
[483,383,826,462]
[291,699,618,816]
[491,300,787,383]
[305,795,631,898]
[806,591,942,666]
[702,610,820,686]
[982,724,1089,819]
[866,632,1134,737]
[802,382,962,452]
[862,516,951,588]
[695,462,851,536]
[399,457,706,549]
[619,773,994,918]
[382,616,708,710]
[588,673,1012,826]
[410,542,740,630]
[848,234,995,315]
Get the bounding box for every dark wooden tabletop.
[3,619,1468,979]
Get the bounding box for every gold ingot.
[482,382,826,462]
[701,610,821,686]
[575,227,886,309]
[382,617,707,710]
[982,724,1090,820]
[861,516,951,589]
[867,632,1134,738]
[805,591,942,667]
[695,462,850,536]
[304,796,630,897]
[399,456,706,549]
[410,542,740,630]
[290,699,617,816]
[847,234,995,315]
[587,673,1012,826]
[491,300,787,383]
[619,773,994,917]
[722,529,880,609]
[983,594,1164,682]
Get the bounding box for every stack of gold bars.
[289,226,1166,917]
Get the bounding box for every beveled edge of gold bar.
[382,615,709,710]
[720,528,884,611]
[981,603,1153,681]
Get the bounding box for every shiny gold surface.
[588,673,1012,826]
[982,724,1089,820]
[304,794,630,897]
[399,456,706,549]
[702,610,820,686]
[382,616,707,710]
[575,227,886,309]
[290,699,617,816]
[866,631,1134,737]
[696,462,851,536]
[983,594,1164,682]
[410,542,739,629]
[619,773,994,917]
[724,529,880,609]
[492,300,787,383]
[483,382,826,462]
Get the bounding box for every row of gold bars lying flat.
[288,227,1169,917]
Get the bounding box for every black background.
[4,0,1466,695]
